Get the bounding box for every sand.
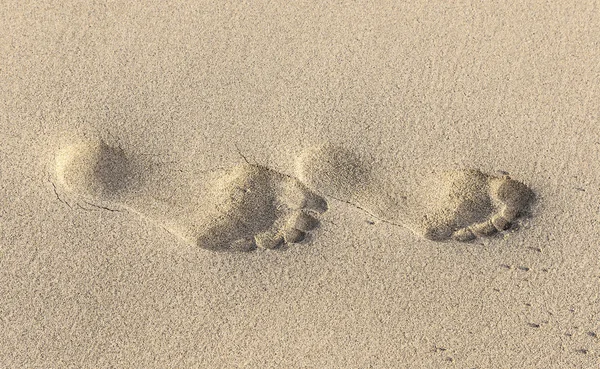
[1,1,599,368]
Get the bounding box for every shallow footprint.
[297,145,534,242]
[54,139,327,252]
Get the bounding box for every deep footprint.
[297,145,535,242]
[54,140,328,251]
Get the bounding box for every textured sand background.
[1,1,600,368]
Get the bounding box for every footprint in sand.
[297,145,535,242]
[54,139,327,252]
[53,139,534,249]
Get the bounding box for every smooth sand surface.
[1,1,600,368]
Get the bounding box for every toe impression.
[283,228,306,244]
[254,231,284,250]
[288,212,320,231]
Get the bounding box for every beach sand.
[1,1,599,368]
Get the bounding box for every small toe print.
[500,207,520,222]
[230,238,257,252]
[288,211,320,231]
[471,220,498,237]
[491,214,511,231]
[254,231,284,250]
[422,226,453,242]
[452,228,476,242]
[303,194,328,214]
[283,228,306,244]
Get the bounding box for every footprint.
[296,145,535,242]
[54,139,327,252]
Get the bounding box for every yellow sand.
[1,1,599,367]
